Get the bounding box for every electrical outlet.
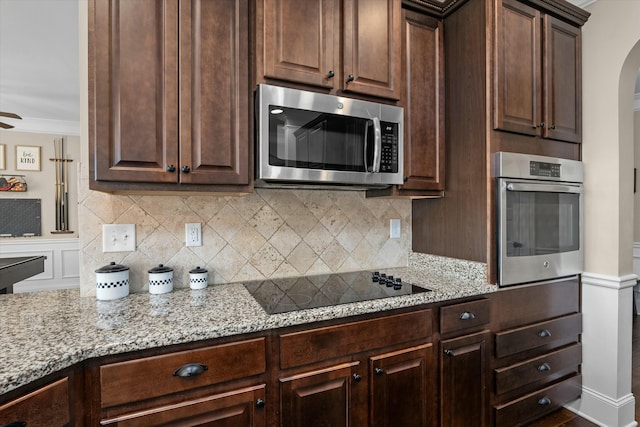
[389,219,401,239]
[185,223,202,247]
[102,224,136,252]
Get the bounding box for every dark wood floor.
[526,316,640,426]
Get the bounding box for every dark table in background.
[0,255,46,294]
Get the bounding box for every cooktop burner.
[244,270,431,314]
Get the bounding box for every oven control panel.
[529,161,561,178]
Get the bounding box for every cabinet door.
[343,0,401,100]
[400,10,445,191]
[179,0,249,185]
[101,385,266,426]
[261,0,337,89]
[0,378,69,427]
[370,344,435,427]
[440,331,489,427]
[91,0,179,183]
[280,362,360,427]
[494,0,541,136]
[543,16,582,143]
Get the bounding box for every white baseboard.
[567,388,637,427]
[0,238,79,292]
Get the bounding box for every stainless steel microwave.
[255,84,404,188]
[495,152,584,287]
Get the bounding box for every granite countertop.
[0,267,496,396]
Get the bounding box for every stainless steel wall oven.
[495,152,583,287]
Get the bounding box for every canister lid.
[148,264,173,273]
[95,261,129,273]
[189,266,208,274]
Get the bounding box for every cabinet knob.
[353,373,362,382]
[459,311,476,320]
[538,329,552,338]
[181,165,191,173]
[538,396,552,406]
[347,74,355,83]
[256,398,265,409]
[375,368,384,376]
[167,164,176,172]
[327,70,335,78]
[538,122,545,128]
[537,362,551,372]
[173,362,208,378]
[549,124,556,130]
[444,349,454,356]
[0,422,27,427]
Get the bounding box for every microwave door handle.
[506,182,583,194]
[364,120,370,172]
[372,117,382,173]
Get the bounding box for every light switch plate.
[389,219,401,239]
[102,224,136,252]
[185,223,202,247]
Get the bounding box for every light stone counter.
[0,266,496,396]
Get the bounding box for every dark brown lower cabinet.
[280,362,359,427]
[440,331,490,427]
[370,344,434,427]
[101,385,266,427]
[0,377,70,427]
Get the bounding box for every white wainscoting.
[0,238,79,292]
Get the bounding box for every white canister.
[95,262,130,300]
[148,264,173,294]
[189,266,208,290]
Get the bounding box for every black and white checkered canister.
[148,264,174,294]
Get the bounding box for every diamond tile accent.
[79,188,411,294]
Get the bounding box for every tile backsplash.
[79,189,411,296]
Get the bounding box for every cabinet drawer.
[0,378,69,426]
[494,375,582,427]
[280,309,432,369]
[494,279,579,330]
[495,313,581,359]
[100,338,266,408]
[495,344,582,395]
[440,298,490,335]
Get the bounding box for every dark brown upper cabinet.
[89,0,251,192]
[257,0,402,100]
[494,0,582,143]
[366,8,445,199]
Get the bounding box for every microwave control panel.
[380,122,399,173]
[529,161,561,178]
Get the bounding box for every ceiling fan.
[0,112,22,129]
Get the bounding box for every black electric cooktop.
[244,270,431,314]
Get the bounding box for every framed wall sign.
[15,145,41,171]
[0,144,5,170]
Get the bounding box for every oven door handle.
[505,182,583,194]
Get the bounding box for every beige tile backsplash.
[79,189,411,296]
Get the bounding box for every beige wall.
[0,131,79,238]
[76,1,411,296]
[582,0,640,276]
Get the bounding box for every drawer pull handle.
[256,398,265,409]
[0,422,27,427]
[538,329,552,338]
[459,311,476,320]
[173,363,208,378]
[537,362,551,372]
[375,368,385,376]
[538,396,552,406]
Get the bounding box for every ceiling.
[0,0,637,136]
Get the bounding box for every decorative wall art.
[15,145,41,171]
[0,144,5,170]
